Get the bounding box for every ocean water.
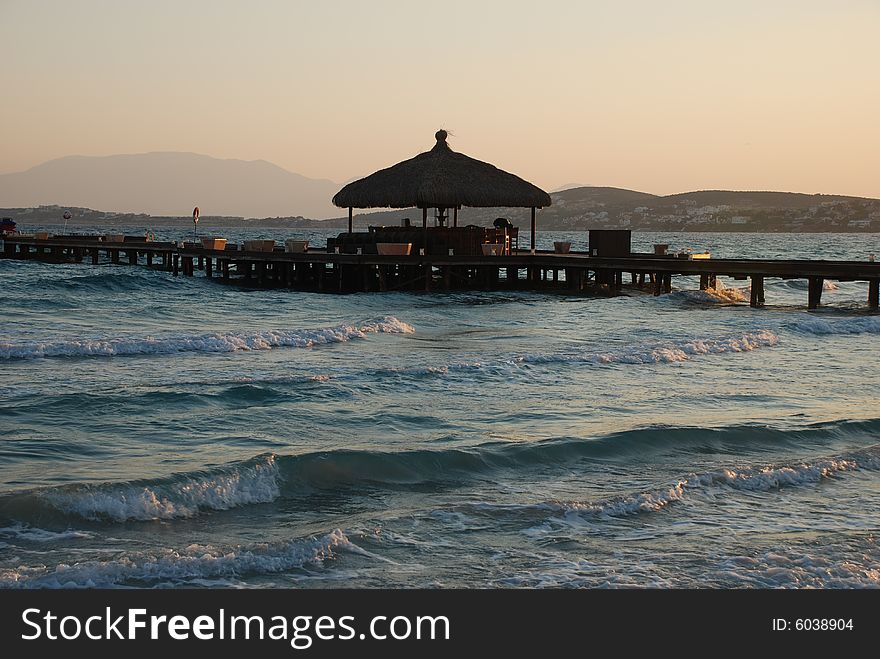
[1,227,879,589]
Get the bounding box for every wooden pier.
[3,234,879,310]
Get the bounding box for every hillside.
[0,152,340,219]
[331,187,880,232]
[3,187,879,233]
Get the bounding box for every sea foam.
[0,316,414,360]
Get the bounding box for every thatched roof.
[332,130,552,209]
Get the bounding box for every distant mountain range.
[0,152,340,219]
[1,151,879,232]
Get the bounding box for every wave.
[395,330,779,377]
[0,529,352,589]
[675,285,749,304]
[509,330,778,366]
[0,523,95,543]
[3,418,879,525]
[0,455,281,523]
[786,316,880,336]
[43,271,184,294]
[0,316,414,360]
[465,444,880,526]
[780,279,840,291]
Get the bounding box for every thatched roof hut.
[332,130,551,249]
[333,130,550,210]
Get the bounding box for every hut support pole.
[422,207,428,254]
[348,207,353,234]
[869,279,879,309]
[530,207,536,251]
[453,207,458,228]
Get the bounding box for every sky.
[2,0,879,197]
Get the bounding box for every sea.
[1,226,879,589]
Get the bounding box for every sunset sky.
[3,0,879,197]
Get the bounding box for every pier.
[3,132,879,310]
[3,234,879,309]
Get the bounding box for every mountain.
[0,152,340,219]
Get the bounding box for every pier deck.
[3,235,879,309]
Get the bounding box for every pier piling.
[750,275,765,308]
[808,277,824,309]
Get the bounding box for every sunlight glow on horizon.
[2,0,879,197]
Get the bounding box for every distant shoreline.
[8,221,879,235]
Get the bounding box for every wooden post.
[530,207,536,251]
[172,253,179,276]
[868,279,879,309]
[146,251,153,267]
[453,207,458,228]
[653,272,662,296]
[205,257,212,278]
[699,274,709,290]
[808,277,823,309]
[663,273,672,293]
[91,248,99,265]
[422,207,428,255]
[749,275,765,308]
[348,207,353,234]
[222,259,230,280]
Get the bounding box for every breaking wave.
[0,529,352,588]
[463,445,880,526]
[0,316,414,360]
[0,455,282,523]
[507,330,778,367]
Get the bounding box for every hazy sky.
[3,0,879,196]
